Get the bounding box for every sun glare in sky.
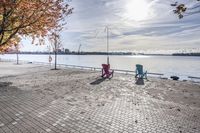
[125,0,150,21]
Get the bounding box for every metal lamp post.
[105,26,110,65]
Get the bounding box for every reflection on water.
[0,54,200,79]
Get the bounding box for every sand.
[1,61,199,108]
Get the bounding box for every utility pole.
[105,26,110,65]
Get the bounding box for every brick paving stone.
[0,68,200,133]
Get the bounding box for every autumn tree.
[48,30,62,70]
[171,0,200,19]
[0,0,73,52]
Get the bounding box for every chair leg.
[145,74,148,81]
[111,71,114,78]
[101,69,105,77]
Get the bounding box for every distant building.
[57,49,62,53]
[65,49,70,53]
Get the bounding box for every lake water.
[0,54,200,80]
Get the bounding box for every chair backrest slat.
[136,64,143,74]
[102,64,110,74]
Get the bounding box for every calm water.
[0,54,200,79]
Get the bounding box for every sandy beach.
[0,61,200,133]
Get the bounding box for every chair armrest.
[109,69,114,74]
[135,69,138,74]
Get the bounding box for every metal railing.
[57,64,164,77]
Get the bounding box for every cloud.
[20,0,200,54]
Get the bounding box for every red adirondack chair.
[101,64,114,78]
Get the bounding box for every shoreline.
[0,59,200,83]
[0,61,200,88]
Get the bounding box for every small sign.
[49,55,52,63]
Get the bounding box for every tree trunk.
[54,51,57,70]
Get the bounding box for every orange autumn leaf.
[172,0,200,19]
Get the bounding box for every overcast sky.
[21,0,200,54]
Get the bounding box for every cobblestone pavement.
[0,65,200,133]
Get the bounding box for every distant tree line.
[4,51,200,56]
[5,51,135,56]
[172,53,200,56]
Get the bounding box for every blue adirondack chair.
[135,64,147,79]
